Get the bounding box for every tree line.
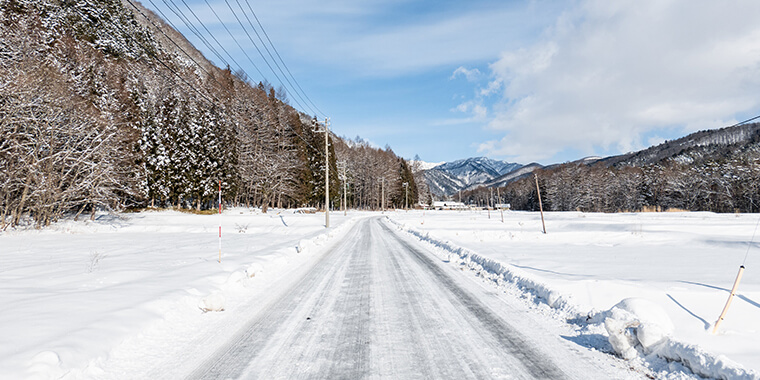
[0,0,418,229]
[462,142,760,213]
[332,137,419,211]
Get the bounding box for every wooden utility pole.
[497,187,504,223]
[381,178,385,212]
[324,118,330,228]
[338,161,347,216]
[343,177,347,216]
[403,182,409,211]
[313,118,331,228]
[535,173,546,234]
[218,180,222,263]
[488,188,492,219]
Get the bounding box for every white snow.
[0,208,364,378]
[412,160,444,171]
[387,210,760,379]
[604,298,674,359]
[4,207,760,379]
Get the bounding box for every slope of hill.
[0,0,418,228]
[461,120,760,213]
[601,122,760,167]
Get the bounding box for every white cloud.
[450,66,482,82]
[242,2,557,77]
[478,0,760,163]
[434,100,488,126]
[479,79,503,97]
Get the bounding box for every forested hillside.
[464,123,760,213]
[0,0,416,229]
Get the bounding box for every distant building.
[432,201,467,210]
[495,203,511,210]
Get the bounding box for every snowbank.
[603,298,674,359]
[388,217,574,312]
[0,208,367,378]
[385,212,760,380]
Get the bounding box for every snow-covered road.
[188,217,635,379]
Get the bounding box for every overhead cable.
[242,0,328,117]
[71,3,218,105]
[231,0,316,116]
[220,0,313,115]
[150,0,230,69]
[124,0,236,101]
[201,0,268,82]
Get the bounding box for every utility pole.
[324,118,330,228]
[381,177,385,212]
[218,180,222,263]
[535,173,546,234]
[497,186,504,223]
[338,161,347,216]
[403,182,408,211]
[313,118,331,228]
[488,188,492,219]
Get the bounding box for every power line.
[727,114,760,129]
[166,0,327,119]
[70,2,217,105]
[181,0,322,150]
[171,0,250,79]
[150,0,230,69]
[220,0,313,115]
[124,0,235,101]
[231,0,317,116]
[166,0,322,152]
[201,0,267,81]
[242,0,328,118]
[101,0,324,153]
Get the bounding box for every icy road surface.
[188,217,634,379]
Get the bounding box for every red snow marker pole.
[218,180,222,263]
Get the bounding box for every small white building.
[432,201,467,210]
[495,203,511,210]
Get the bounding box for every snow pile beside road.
[386,217,573,313]
[603,298,757,379]
[386,213,760,380]
[603,298,674,359]
[0,209,366,379]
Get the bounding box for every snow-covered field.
[3,208,760,379]
[0,208,364,379]
[387,210,760,379]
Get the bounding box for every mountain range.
[421,157,524,196]
[422,122,760,197]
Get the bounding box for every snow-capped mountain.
[411,160,445,171]
[423,157,522,196]
[473,162,543,190]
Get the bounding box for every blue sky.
[140,0,760,165]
